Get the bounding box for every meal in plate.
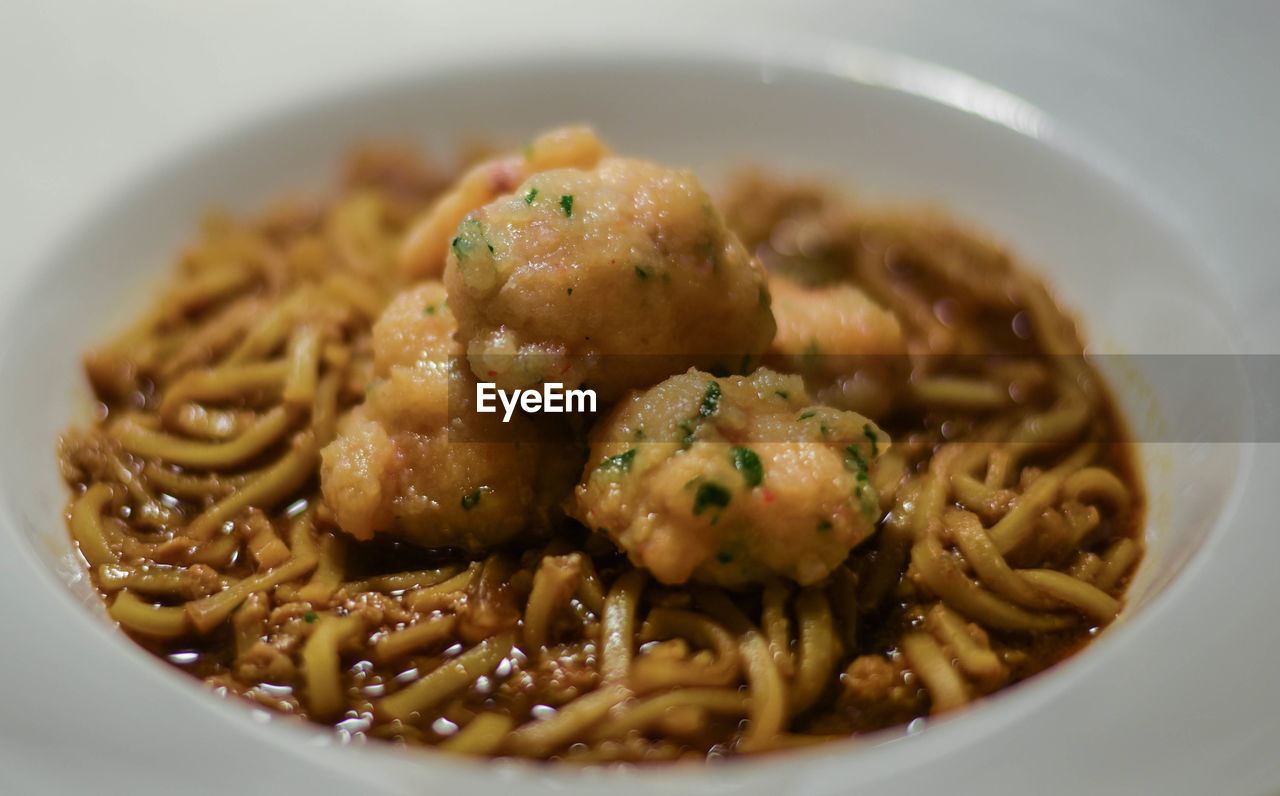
[58,126,1144,761]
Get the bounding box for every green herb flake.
[596,527,609,535]
[699,381,722,418]
[461,489,483,510]
[634,265,650,280]
[597,448,637,474]
[844,445,870,482]
[566,287,574,296]
[863,423,880,457]
[693,481,732,516]
[775,390,790,400]
[715,549,734,564]
[559,194,574,217]
[452,219,494,258]
[797,410,817,421]
[524,187,539,205]
[304,611,318,624]
[731,446,764,487]
[679,382,723,447]
[422,304,437,316]
[816,519,833,534]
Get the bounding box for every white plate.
[2,7,1278,795]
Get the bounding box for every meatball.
[445,157,776,402]
[572,368,888,588]
[766,276,908,419]
[320,282,581,551]
[398,126,609,281]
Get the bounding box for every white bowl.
[0,44,1253,794]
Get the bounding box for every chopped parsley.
[797,410,817,421]
[863,423,880,457]
[698,381,722,418]
[524,187,538,205]
[693,481,732,516]
[680,381,723,447]
[775,390,790,399]
[597,448,637,474]
[596,526,608,535]
[461,489,483,510]
[451,219,494,259]
[634,265,650,280]
[422,304,438,316]
[731,446,763,487]
[559,194,574,217]
[304,611,318,623]
[816,519,833,534]
[715,549,734,564]
[844,445,870,482]
[566,287,574,296]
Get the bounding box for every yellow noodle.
[346,566,465,594]
[297,532,346,604]
[910,536,1073,632]
[402,564,481,612]
[185,543,318,633]
[243,512,291,571]
[440,713,516,756]
[789,587,838,715]
[109,590,189,639]
[632,609,740,693]
[924,604,1004,683]
[372,615,459,663]
[282,325,324,406]
[505,683,631,757]
[1094,538,1140,594]
[320,272,388,319]
[946,510,1059,609]
[910,376,1009,410]
[1063,467,1131,516]
[737,629,786,753]
[159,295,266,378]
[69,483,119,567]
[1017,569,1120,622]
[97,563,222,600]
[1067,552,1104,582]
[574,554,607,616]
[158,360,289,422]
[310,367,343,448]
[112,406,299,470]
[761,580,795,678]
[185,433,317,540]
[142,463,244,501]
[601,569,646,684]
[167,403,249,440]
[588,688,748,743]
[231,591,269,659]
[523,554,584,650]
[378,633,514,722]
[301,613,364,719]
[900,632,969,713]
[986,470,1064,554]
